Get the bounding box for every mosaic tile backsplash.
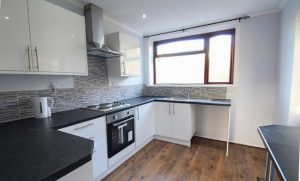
[143,86,227,99]
[0,56,227,123]
[0,56,144,123]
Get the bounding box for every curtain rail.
[143,15,250,39]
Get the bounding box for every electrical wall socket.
[50,81,64,89]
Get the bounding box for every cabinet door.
[172,103,193,141]
[122,58,141,76]
[92,142,108,179]
[58,161,93,181]
[28,0,87,75]
[155,102,172,137]
[120,33,141,76]
[0,0,31,72]
[135,103,155,147]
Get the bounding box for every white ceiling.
[83,0,284,36]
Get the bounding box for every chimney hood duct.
[84,4,120,58]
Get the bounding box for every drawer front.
[59,117,106,137]
[84,127,106,146]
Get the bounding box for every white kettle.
[32,97,54,118]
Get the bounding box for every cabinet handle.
[26,45,31,70]
[122,61,126,75]
[73,123,93,131]
[168,103,171,115]
[34,46,40,71]
[173,104,175,115]
[137,107,140,120]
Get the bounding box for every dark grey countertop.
[0,96,231,181]
[51,96,231,129]
[153,97,231,106]
[0,117,94,181]
[258,125,300,181]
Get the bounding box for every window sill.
[146,84,236,88]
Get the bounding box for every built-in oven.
[106,108,135,158]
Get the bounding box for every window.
[153,29,235,84]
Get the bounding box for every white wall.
[0,75,74,92]
[197,13,279,147]
[277,0,300,126]
[289,17,300,126]
[143,13,279,147]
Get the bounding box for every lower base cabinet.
[58,117,108,180]
[155,102,196,145]
[135,103,155,148]
[57,161,93,181]
[92,142,108,179]
[58,101,197,181]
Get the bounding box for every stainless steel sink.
[163,97,185,100]
[162,97,214,102]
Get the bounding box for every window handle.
[122,61,126,75]
[26,45,31,70]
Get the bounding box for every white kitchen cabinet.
[135,103,155,148]
[58,117,108,180]
[58,117,106,138]
[0,0,87,75]
[92,142,108,179]
[155,102,196,145]
[171,103,196,141]
[106,32,141,77]
[155,102,172,138]
[28,0,87,75]
[57,161,93,181]
[0,0,31,72]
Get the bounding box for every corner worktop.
[0,96,231,181]
[258,125,300,181]
[0,116,94,181]
[50,96,231,129]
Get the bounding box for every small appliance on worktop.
[32,97,54,118]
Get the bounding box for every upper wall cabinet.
[0,0,31,72]
[0,0,88,75]
[106,32,141,77]
[28,0,87,75]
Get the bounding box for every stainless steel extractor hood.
[84,4,120,58]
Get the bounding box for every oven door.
[107,115,135,158]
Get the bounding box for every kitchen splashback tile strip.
[143,86,227,99]
[0,56,144,123]
[0,56,227,123]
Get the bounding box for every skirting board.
[194,134,264,149]
[153,135,191,147]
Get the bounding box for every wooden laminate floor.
[103,137,268,181]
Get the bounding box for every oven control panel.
[106,108,135,124]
